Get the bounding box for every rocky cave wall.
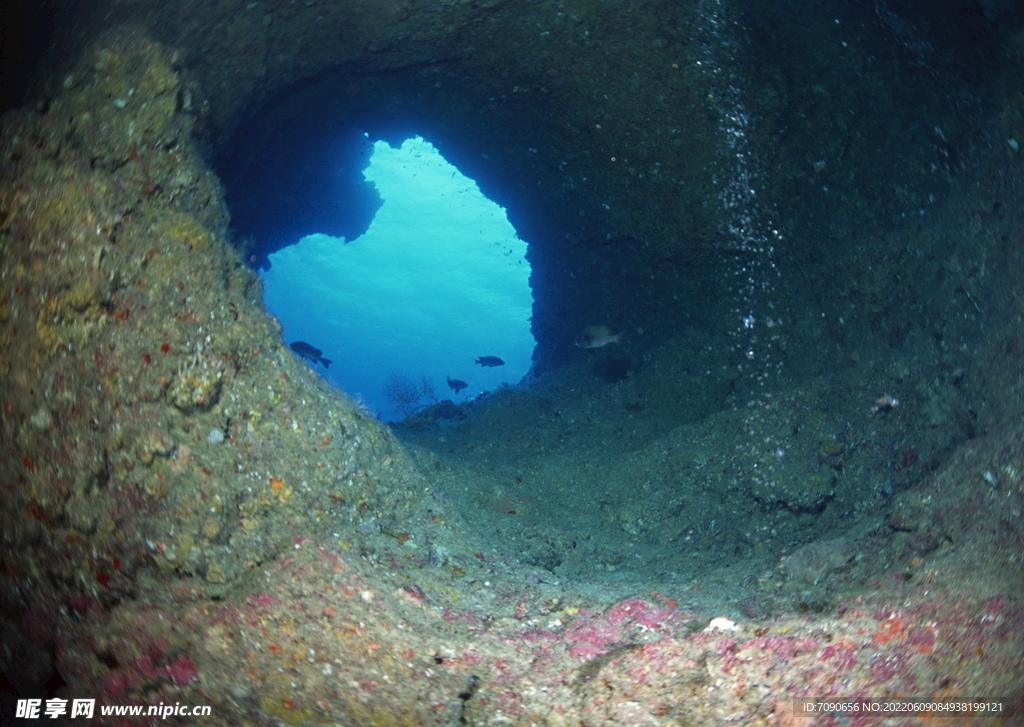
[2,0,1024,723]
[121,0,728,372]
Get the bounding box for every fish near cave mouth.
[232,131,538,423]
[214,63,633,424]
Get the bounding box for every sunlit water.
[260,136,536,419]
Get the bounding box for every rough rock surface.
[2,2,1024,725]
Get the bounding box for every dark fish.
[475,356,504,367]
[289,341,332,368]
[447,376,468,394]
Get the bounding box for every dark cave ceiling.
[7,0,1019,372]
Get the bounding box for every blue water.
[260,136,536,420]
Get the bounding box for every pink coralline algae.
[167,656,198,686]
[865,653,902,687]
[103,670,142,700]
[903,625,936,654]
[248,592,276,607]
[818,638,859,671]
[603,598,678,629]
[131,651,198,686]
[560,599,685,661]
[718,635,819,674]
[564,623,616,661]
[133,653,194,685]
[135,655,161,678]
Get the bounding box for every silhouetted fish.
[475,356,504,367]
[447,376,468,394]
[576,325,623,349]
[289,341,332,368]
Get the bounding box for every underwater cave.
[250,132,536,421]
[1,0,1024,723]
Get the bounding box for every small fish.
[576,325,623,349]
[446,376,468,394]
[289,341,332,368]
[871,394,899,413]
[475,356,505,367]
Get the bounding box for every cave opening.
[215,68,640,384]
[257,133,536,421]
